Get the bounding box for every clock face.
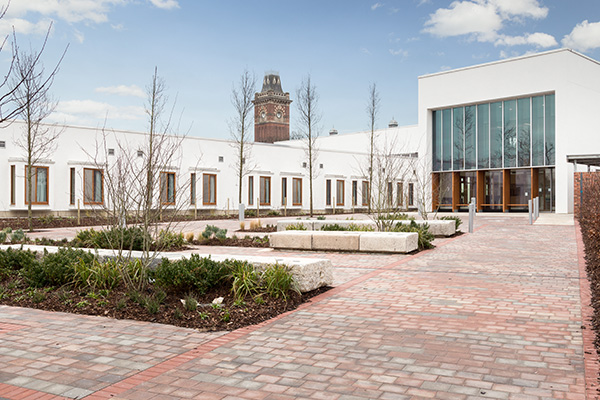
[276,111,282,119]
[261,111,266,119]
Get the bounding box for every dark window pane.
[477,103,490,169]
[517,98,530,167]
[453,107,464,170]
[531,96,544,166]
[490,102,503,168]
[545,94,555,165]
[465,106,476,169]
[433,110,442,171]
[442,109,452,170]
[503,100,516,168]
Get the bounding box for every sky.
[1,0,599,139]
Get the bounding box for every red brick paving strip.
[575,220,600,399]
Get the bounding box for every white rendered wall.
[418,49,600,213]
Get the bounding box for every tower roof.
[261,73,283,93]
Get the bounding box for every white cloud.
[423,1,502,40]
[360,47,371,55]
[0,17,50,37]
[423,0,554,48]
[5,0,127,24]
[562,20,600,52]
[490,0,547,19]
[371,3,384,11]
[149,0,180,10]
[389,48,408,57]
[52,100,145,124]
[96,85,145,98]
[495,32,557,48]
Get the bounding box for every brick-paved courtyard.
[0,214,596,399]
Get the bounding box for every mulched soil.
[0,276,330,331]
[195,237,270,248]
[235,226,277,233]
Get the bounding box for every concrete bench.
[269,231,418,253]
[277,218,456,237]
[0,244,333,293]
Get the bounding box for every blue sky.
[2,0,599,139]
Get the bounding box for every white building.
[0,48,598,217]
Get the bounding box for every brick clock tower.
[253,72,292,143]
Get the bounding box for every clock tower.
[253,72,292,143]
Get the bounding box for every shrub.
[201,225,227,240]
[267,210,280,217]
[320,223,345,231]
[10,229,27,243]
[0,247,39,272]
[440,216,463,231]
[286,222,307,231]
[183,293,198,311]
[23,248,95,287]
[244,209,256,218]
[316,216,326,220]
[0,230,6,244]
[74,227,151,251]
[153,255,229,295]
[249,219,262,230]
[239,221,245,231]
[261,263,297,300]
[185,232,195,243]
[156,230,185,250]
[320,223,373,232]
[393,220,435,250]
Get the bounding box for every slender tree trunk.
[238,139,244,204]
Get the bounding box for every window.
[108,148,115,156]
[281,177,287,206]
[292,178,302,206]
[190,173,196,205]
[248,176,254,205]
[218,156,224,162]
[160,172,176,205]
[361,181,369,206]
[260,176,271,205]
[352,181,358,206]
[387,182,393,206]
[203,174,216,205]
[326,179,331,206]
[10,165,15,205]
[24,166,49,205]
[0,141,6,148]
[408,183,414,207]
[84,168,103,204]
[336,180,344,206]
[70,168,75,205]
[137,150,143,157]
[397,182,403,207]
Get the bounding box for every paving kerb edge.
[80,226,478,398]
[574,220,600,400]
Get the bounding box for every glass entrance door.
[538,168,555,211]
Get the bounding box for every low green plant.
[23,248,95,287]
[285,222,307,231]
[153,255,229,295]
[0,230,7,244]
[266,210,280,217]
[183,293,198,311]
[233,299,246,307]
[244,209,256,218]
[316,216,326,220]
[117,297,127,310]
[440,216,463,232]
[73,259,121,291]
[0,248,39,281]
[10,229,27,243]
[201,225,227,240]
[73,226,151,251]
[254,295,265,305]
[229,260,259,302]
[174,308,183,319]
[393,220,435,250]
[261,263,298,300]
[198,311,209,319]
[156,230,185,250]
[221,308,231,322]
[76,300,89,308]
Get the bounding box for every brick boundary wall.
[574,171,600,217]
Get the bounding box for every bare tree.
[366,83,380,213]
[10,28,68,231]
[296,74,322,217]
[229,69,256,205]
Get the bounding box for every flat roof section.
[567,154,600,167]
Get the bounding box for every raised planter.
[277,218,456,236]
[0,244,333,293]
[269,231,418,253]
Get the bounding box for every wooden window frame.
[326,179,331,206]
[397,182,403,207]
[281,177,287,206]
[70,168,76,205]
[202,173,217,206]
[260,176,271,206]
[83,168,104,205]
[336,180,345,206]
[190,173,196,205]
[408,182,414,206]
[24,166,49,205]
[292,178,302,206]
[160,172,176,206]
[10,165,15,205]
[248,176,254,206]
[352,180,358,206]
[361,181,369,206]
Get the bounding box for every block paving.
[0,214,597,399]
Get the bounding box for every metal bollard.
[528,199,533,225]
[468,197,475,233]
[534,197,539,220]
[239,203,245,222]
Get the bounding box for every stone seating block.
[269,231,313,249]
[312,220,375,231]
[395,220,455,236]
[359,232,418,253]
[311,231,360,251]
